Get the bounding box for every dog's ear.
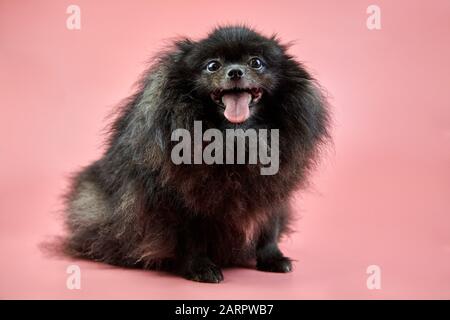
[176,39,195,52]
[173,39,196,62]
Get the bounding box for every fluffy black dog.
[63,26,330,283]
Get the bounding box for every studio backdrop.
[0,0,449,299]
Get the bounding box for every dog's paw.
[257,256,293,273]
[184,259,224,283]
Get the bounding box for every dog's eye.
[248,57,263,69]
[206,61,221,72]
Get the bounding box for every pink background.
[1,0,450,299]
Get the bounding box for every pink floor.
[1,0,450,299]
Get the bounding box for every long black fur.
[63,26,330,283]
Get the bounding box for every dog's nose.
[227,68,244,80]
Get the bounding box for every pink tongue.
[221,92,251,123]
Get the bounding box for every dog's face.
[201,55,270,123]
[178,27,286,124]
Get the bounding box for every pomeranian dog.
[63,26,330,283]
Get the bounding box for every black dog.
[63,26,330,283]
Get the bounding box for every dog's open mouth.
[210,87,263,123]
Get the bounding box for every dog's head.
[172,26,290,124]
